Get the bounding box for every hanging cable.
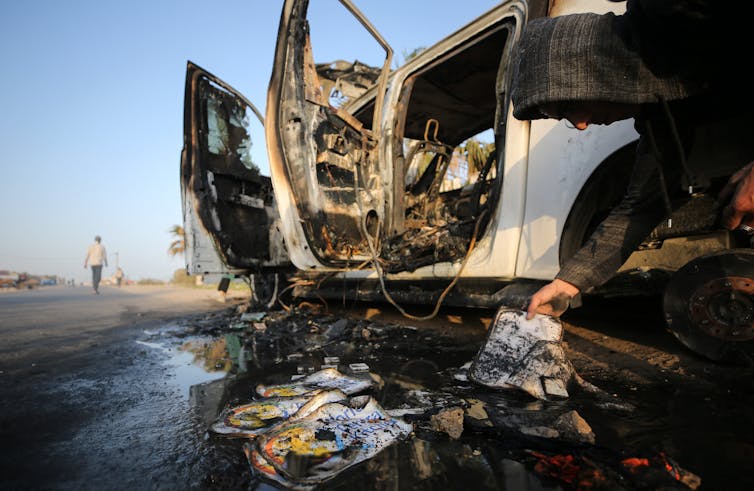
[659,96,701,194]
[354,152,487,320]
[645,119,674,228]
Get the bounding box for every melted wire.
[354,154,487,320]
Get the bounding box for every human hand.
[526,279,580,320]
[719,161,754,231]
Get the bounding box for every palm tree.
[402,46,426,63]
[167,225,185,257]
[463,138,495,174]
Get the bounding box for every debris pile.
[193,305,701,490]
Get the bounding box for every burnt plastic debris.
[256,367,374,397]
[527,449,701,490]
[211,366,412,488]
[468,308,600,400]
[210,388,347,438]
[245,395,413,489]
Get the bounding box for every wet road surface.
[1,287,752,490]
[0,285,236,490]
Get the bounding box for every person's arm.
[719,160,754,230]
[526,133,679,318]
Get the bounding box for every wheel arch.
[558,141,637,266]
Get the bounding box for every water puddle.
[136,337,227,400]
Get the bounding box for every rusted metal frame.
[352,120,380,259]
[389,79,417,237]
[302,36,373,140]
[301,30,372,263]
[189,63,264,126]
[336,0,393,137]
[690,276,754,340]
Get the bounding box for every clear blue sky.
[0,0,499,284]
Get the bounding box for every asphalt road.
[0,285,244,491]
[0,285,235,378]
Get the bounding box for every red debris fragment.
[621,452,701,490]
[621,457,650,472]
[528,450,606,490]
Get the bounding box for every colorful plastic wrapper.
[255,367,373,397]
[210,389,347,437]
[245,396,413,488]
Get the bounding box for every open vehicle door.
[267,0,522,278]
[266,0,393,271]
[180,62,290,279]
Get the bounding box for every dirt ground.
[1,286,752,490]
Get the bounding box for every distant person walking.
[115,267,124,287]
[217,274,233,303]
[84,235,108,294]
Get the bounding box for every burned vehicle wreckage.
[181,0,754,363]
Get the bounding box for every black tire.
[663,249,754,365]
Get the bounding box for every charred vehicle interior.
[363,25,507,275]
[269,0,513,276]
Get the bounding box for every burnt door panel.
[266,0,393,269]
[181,62,288,275]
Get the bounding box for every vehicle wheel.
[663,249,754,365]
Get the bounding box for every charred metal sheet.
[315,59,381,104]
[182,63,290,273]
[303,33,327,106]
